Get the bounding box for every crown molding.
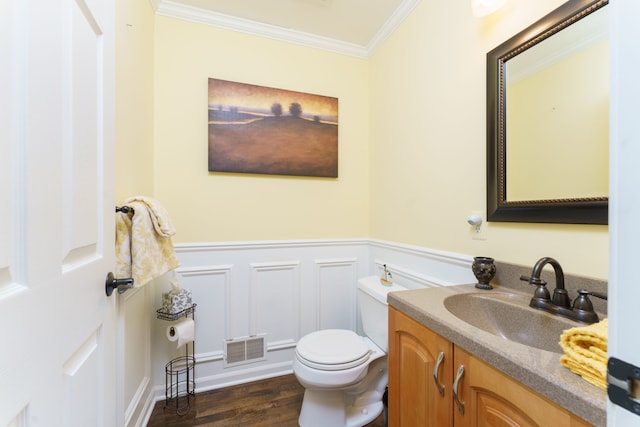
[366,0,420,54]
[152,0,421,59]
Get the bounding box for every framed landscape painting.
[208,78,339,178]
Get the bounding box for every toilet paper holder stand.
[157,303,196,416]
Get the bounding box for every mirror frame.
[487,0,609,225]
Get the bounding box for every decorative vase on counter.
[472,257,496,290]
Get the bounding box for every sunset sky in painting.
[208,78,338,118]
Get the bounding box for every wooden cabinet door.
[388,307,453,427]
[453,347,593,427]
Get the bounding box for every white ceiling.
[150,0,421,58]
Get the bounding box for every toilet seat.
[296,329,371,371]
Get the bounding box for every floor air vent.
[224,334,267,367]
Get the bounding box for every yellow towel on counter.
[115,197,180,287]
[559,318,607,390]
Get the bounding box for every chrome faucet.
[520,257,605,324]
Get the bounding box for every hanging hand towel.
[559,318,608,390]
[115,196,180,287]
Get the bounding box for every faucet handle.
[519,275,547,286]
[572,290,595,312]
[520,275,550,300]
[573,289,607,311]
[586,290,608,300]
[569,290,601,323]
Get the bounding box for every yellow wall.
[152,17,370,242]
[368,0,608,279]
[116,0,609,279]
[115,0,155,202]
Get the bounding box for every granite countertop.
[388,283,607,427]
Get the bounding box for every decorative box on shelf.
[161,289,193,314]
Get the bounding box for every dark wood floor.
[147,374,385,427]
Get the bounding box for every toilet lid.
[296,329,370,370]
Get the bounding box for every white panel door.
[609,0,640,425]
[0,0,116,426]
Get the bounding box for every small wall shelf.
[156,303,196,321]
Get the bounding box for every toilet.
[293,275,407,427]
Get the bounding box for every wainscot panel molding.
[369,239,475,288]
[178,264,232,339]
[315,258,358,332]
[119,286,155,427]
[139,238,475,424]
[250,260,301,350]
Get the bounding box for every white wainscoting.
[369,239,477,288]
[119,285,155,427]
[136,239,475,426]
[150,239,371,397]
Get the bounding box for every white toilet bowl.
[293,276,407,427]
[294,330,387,427]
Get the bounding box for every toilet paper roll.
[166,318,195,348]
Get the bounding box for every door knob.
[105,272,134,296]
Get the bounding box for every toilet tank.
[357,276,407,352]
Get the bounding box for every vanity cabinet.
[388,307,594,427]
[388,306,453,426]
